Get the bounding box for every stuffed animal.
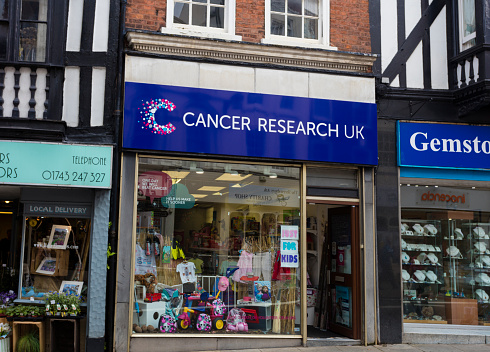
[135,273,157,294]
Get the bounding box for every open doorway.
[305,201,361,341]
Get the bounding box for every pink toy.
[226,308,248,332]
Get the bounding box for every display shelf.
[403,319,448,324]
[402,263,442,267]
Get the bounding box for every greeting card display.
[47,225,71,249]
[254,281,271,302]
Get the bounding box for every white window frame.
[458,0,476,51]
[162,0,242,41]
[262,0,336,49]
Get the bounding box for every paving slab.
[452,345,490,351]
[408,344,465,352]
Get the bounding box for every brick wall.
[330,0,371,53]
[125,0,371,54]
[236,0,265,43]
[126,0,166,30]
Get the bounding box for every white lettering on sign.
[182,112,366,139]
[409,132,490,154]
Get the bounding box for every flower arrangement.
[0,290,16,308]
[44,291,82,317]
[0,322,10,339]
[4,305,44,318]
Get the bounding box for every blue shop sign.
[398,122,490,170]
[123,82,378,165]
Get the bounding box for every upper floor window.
[263,0,334,49]
[163,0,241,41]
[0,0,49,62]
[459,0,476,51]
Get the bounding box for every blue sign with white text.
[398,122,490,170]
[123,82,378,165]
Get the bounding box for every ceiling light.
[164,171,189,179]
[434,185,438,188]
[263,166,277,179]
[191,194,208,199]
[4,201,10,204]
[224,165,240,176]
[199,186,225,192]
[472,187,476,189]
[215,174,251,182]
[407,184,410,187]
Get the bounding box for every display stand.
[47,316,83,352]
[12,320,45,352]
[444,297,478,325]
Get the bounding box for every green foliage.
[107,244,116,269]
[16,331,40,352]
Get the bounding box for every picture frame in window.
[59,281,83,296]
[47,225,71,249]
[36,257,57,275]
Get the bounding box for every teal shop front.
[0,141,113,352]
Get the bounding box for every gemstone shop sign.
[123,82,378,165]
[0,141,112,188]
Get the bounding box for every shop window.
[0,0,49,62]
[162,0,240,41]
[459,0,476,51]
[400,184,490,326]
[133,158,301,335]
[19,216,90,303]
[263,0,333,49]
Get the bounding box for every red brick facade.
[330,0,371,53]
[125,0,370,54]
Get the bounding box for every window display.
[401,185,490,325]
[19,216,90,303]
[132,158,301,335]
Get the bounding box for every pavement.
[196,344,490,352]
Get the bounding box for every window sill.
[261,37,337,51]
[160,27,242,42]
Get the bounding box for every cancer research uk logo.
[138,98,176,135]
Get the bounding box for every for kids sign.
[281,226,299,268]
[281,240,299,268]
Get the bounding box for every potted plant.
[16,331,39,352]
[0,291,15,308]
[0,322,11,351]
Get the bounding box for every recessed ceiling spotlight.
[434,185,438,188]
[472,187,476,189]
[407,184,411,187]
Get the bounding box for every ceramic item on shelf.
[475,261,484,268]
[417,252,427,263]
[427,253,438,264]
[413,270,426,282]
[425,270,437,282]
[424,224,437,235]
[404,230,414,236]
[434,246,441,252]
[453,228,464,240]
[401,223,409,234]
[402,252,410,264]
[401,239,407,250]
[474,242,487,254]
[426,245,435,252]
[402,269,410,281]
[475,273,490,285]
[412,259,420,265]
[473,227,486,239]
[476,289,490,302]
[446,246,462,258]
[432,315,442,321]
[480,255,490,267]
[413,224,424,235]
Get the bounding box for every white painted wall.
[62,67,81,127]
[125,56,375,104]
[380,0,398,81]
[405,0,424,89]
[91,67,106,126]
[93,0,110,52]
[66,0,84,52]
[430,6,448,89]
